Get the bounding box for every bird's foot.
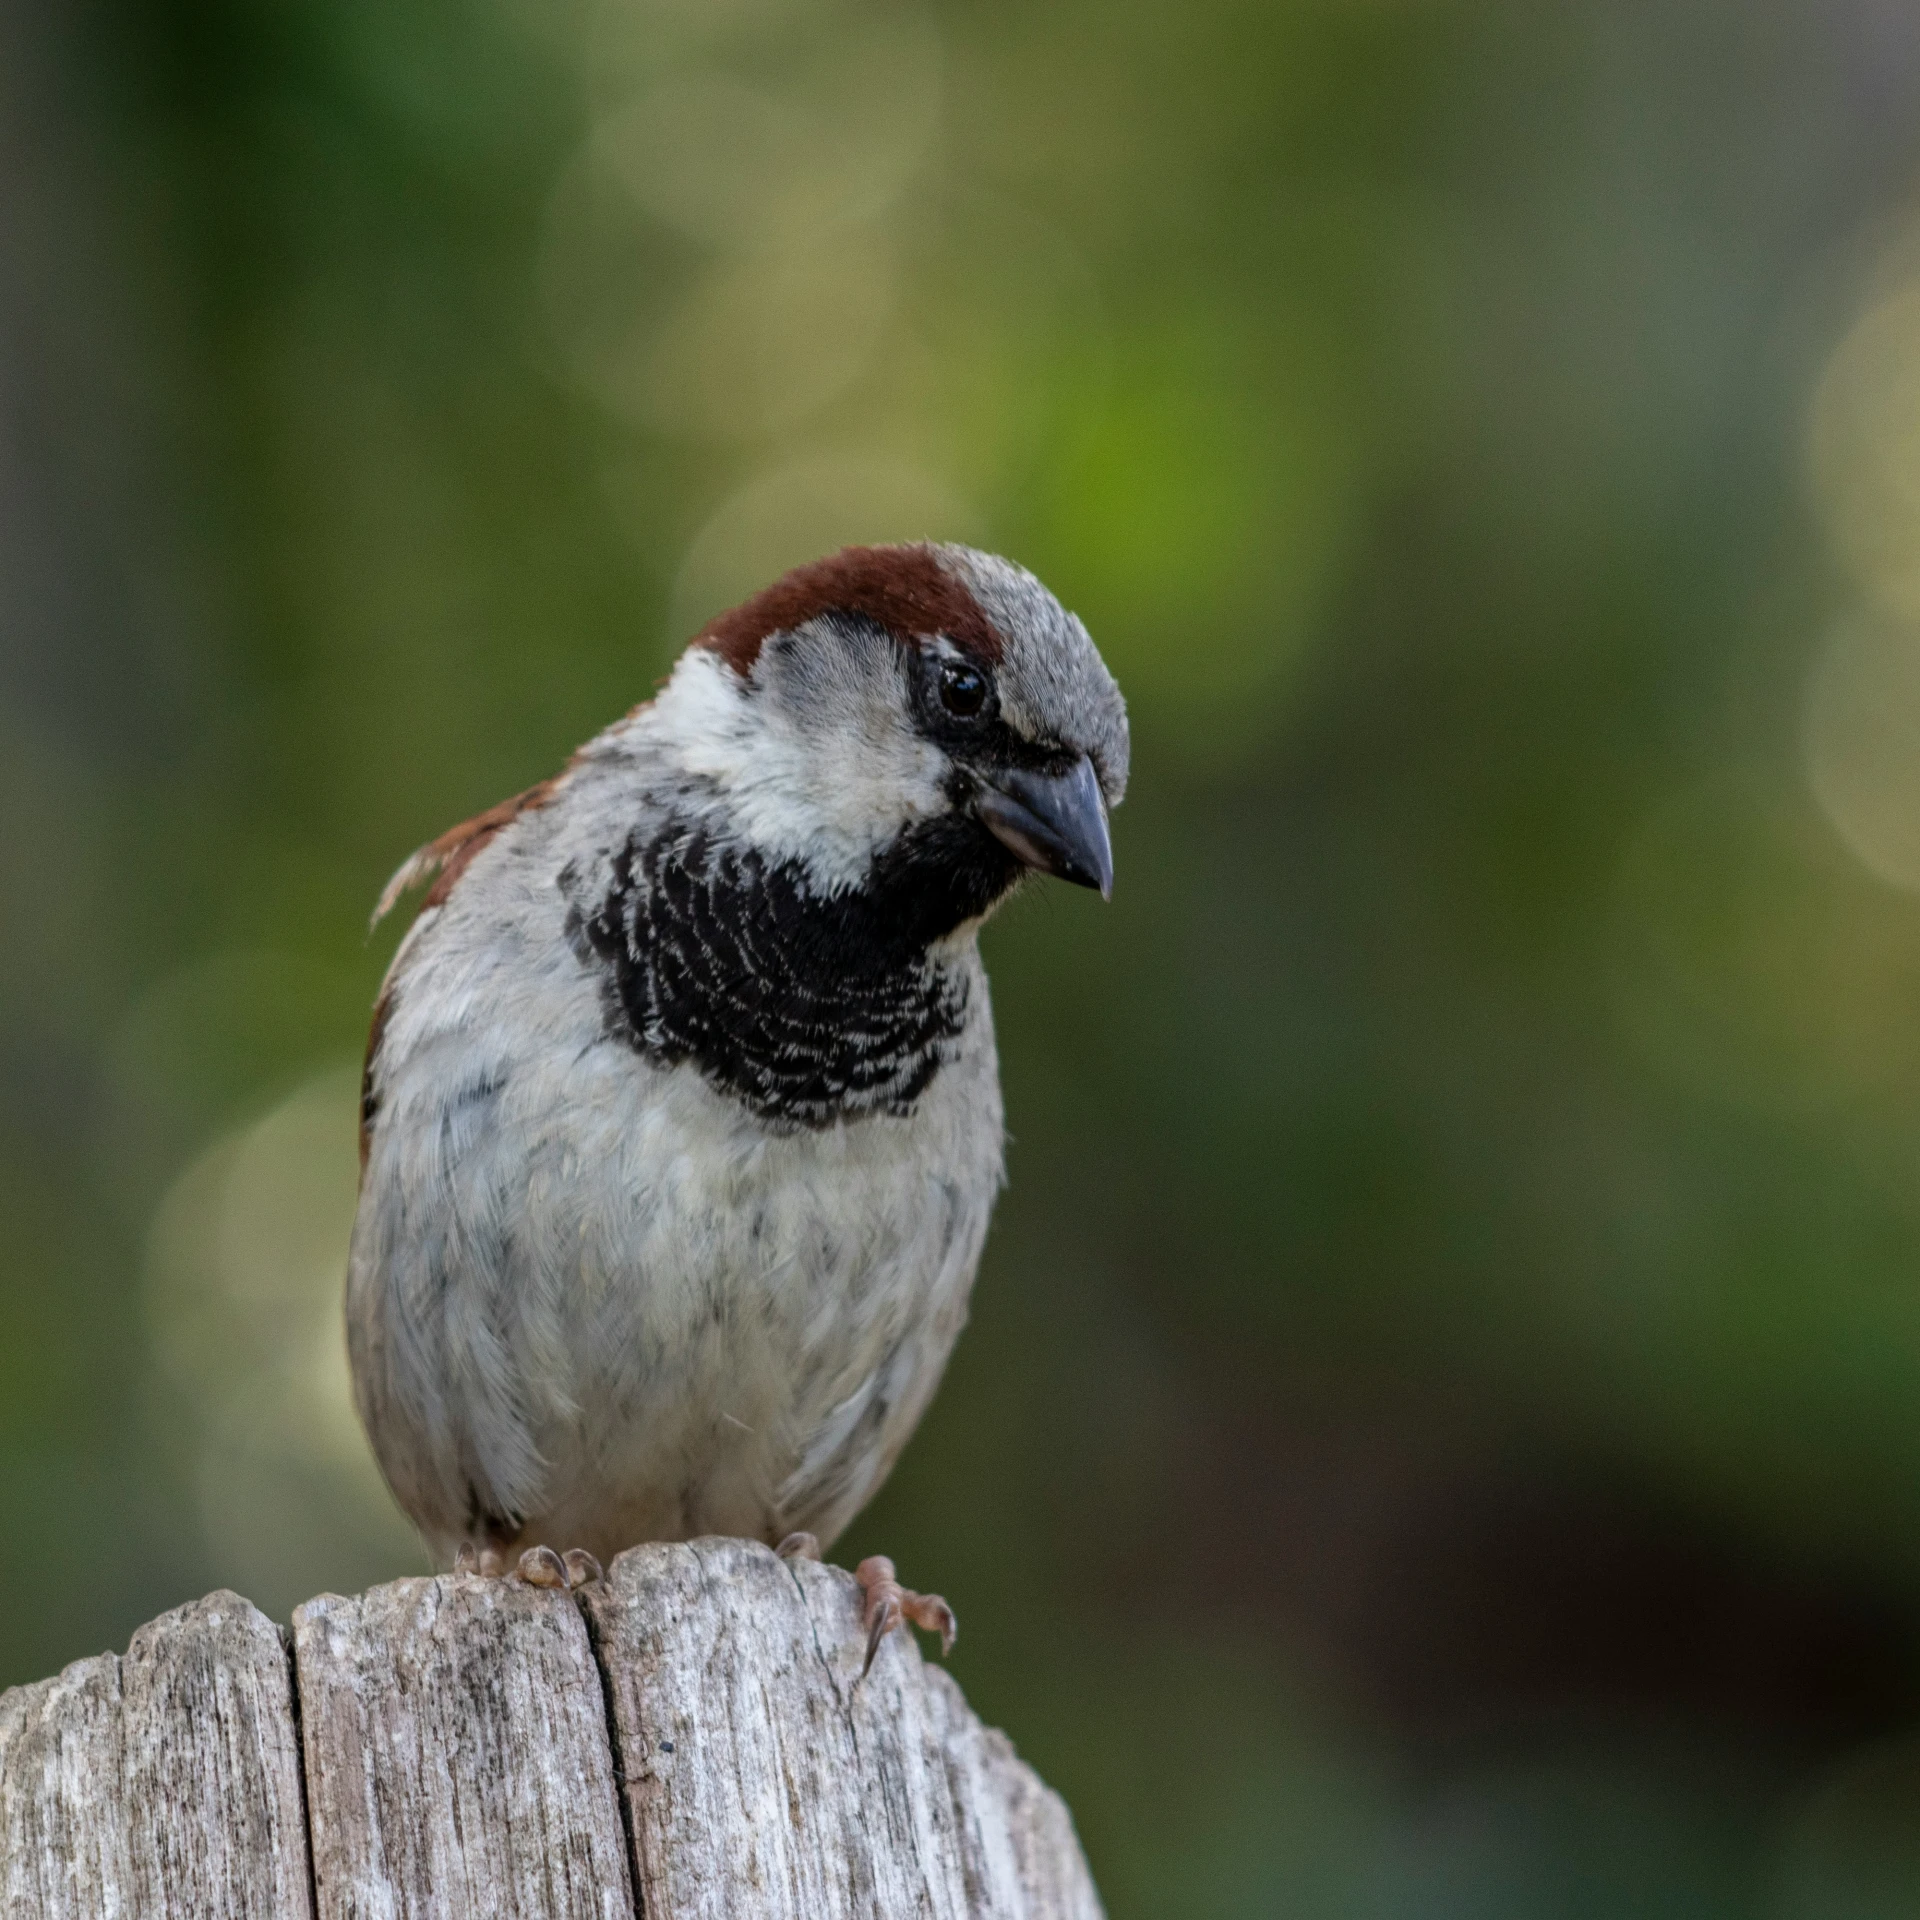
[453,1541,603,1590]
[775,1531,821,1561]
[855,1555,955,1678]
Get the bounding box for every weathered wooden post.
[0,1538,1102,1918]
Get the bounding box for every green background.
[9,0,1920,1910]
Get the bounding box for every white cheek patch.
[650,644,950,891]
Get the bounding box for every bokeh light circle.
[1804,613,1920,894]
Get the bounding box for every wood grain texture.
[292,1574,633,1920]
[0,1654,127,1917]
[0,1591,313,1919]
[582,1537,1105,1920]
[4,1548,1102,1916]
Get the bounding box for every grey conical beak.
[973,754,1114,897]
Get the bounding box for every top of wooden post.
[0,1537,1102,1919]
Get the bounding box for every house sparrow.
[347,543,1127,1664]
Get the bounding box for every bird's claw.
[516,1544,604,1590]
[776,1531,821,1561]
[855,1555,956,1679]
[455,1541,601,1590]
[517,1544,570,1588]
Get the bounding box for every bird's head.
[648,543,1128,929]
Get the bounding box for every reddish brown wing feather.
[362,776,563,1172]
[369,777,563,928]
[697,543,1001,676]
[418,779,564,910]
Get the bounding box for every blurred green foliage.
[8,0,1920,1911]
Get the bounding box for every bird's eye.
[937,661,990,719]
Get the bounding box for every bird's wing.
[370,777,566,929]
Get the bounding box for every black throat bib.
[564,813,1022,1128]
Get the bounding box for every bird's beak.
[973,755,1114,898]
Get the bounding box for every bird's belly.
[518,1045,1001,1559]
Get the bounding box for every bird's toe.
[854,1554,956,1678]
[517,1544,570,1588]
